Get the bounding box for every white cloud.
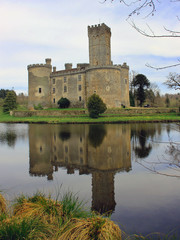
[0,0,179,94]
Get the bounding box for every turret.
[27,58,52,109]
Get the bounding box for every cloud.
[0,0,179,95]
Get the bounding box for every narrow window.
[64,85,67,92]
[79,96,81,101]
[64,77,66,83]
[53,79,55,84]
[80,147,83,154]
[53,88,55,94]
[78,85,81,91]
[40,146,42,152]
[125,79,127,84]
[39,88,41,93]
[78,75,81,81]
[53,98,55,103]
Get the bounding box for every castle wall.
[85,67,123,108]
[28,64,51,108]
[50,72,86,108]
[120,64,130,107]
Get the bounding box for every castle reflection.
[29,124,131,214]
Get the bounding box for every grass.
[0,106,180,124]
[0,192,179,239]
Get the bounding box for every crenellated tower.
[27,58,52,109]
[88,23,111,66]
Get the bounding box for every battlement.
[88,23,111,36]
[27,63,52,70]
[27,58,52,70]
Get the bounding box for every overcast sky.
[0,0,179,95]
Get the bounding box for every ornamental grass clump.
[13,192,63,226]
[58,216,122,240]
[0,193,6,214]
[0,216,52,240]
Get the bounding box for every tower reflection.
[29,124,131,214]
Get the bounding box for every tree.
[164,72,180,90]
[165,94,170,107]
[3,91,17,112]
[103,0,180,69]
[133,74,150,107]
[87,94,107,118]
[0,89,10,99]
[145,82,159,106]
[57,97,70,108]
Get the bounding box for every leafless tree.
[164,72,180,90]
[103,0,180,69]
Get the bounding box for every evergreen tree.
[133,74,150,107]
[3,91,17,112]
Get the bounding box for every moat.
[0,123,180,237]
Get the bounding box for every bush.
[3,91,17,113]
[34,104,43,110]
[87,94,107,118]
[58,98,70,109]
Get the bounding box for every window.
[78,75,81,81]
[40,146,42,152]
[53,98,55,103]
[64,85,67,92]
[53,79,55,84]
[79,96,81,101]
[39,88,41,93]
[64,77,66,83]
[80,147,83,154]
[125,79,127,84]
[78,85,81,91]
[53,88,55,94]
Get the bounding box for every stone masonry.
[28,23,130,109]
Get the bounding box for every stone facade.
[28,23,130,109]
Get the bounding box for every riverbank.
[0,107,180,124]
[0,192,178,240]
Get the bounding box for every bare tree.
[103,0,180,69]
[164,72,180,90]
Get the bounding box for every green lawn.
[0,107,180,124]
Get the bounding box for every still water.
[0,123,179,236]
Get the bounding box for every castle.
[28,23,129,109]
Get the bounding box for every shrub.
[34,103,43,110]
[58,97,70,109]
[87,94,107,118]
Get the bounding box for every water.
[0,123,179,237]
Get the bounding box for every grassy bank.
[0,192,178,240]
[0,107,180,124]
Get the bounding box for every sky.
[0,0,179,95]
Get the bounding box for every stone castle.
[28,23,129,109]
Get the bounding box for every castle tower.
[88,23,111,66]
[28,58,52,109]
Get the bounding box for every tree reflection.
[0,131,17,147]
[134,129,152,158]
[88,125,107,148]
[59,131,71,141]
